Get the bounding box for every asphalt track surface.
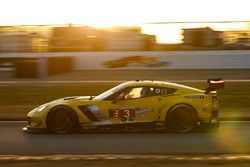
[0,121,250,155]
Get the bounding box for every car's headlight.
[36,105,48,112]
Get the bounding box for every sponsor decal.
[87,105,107,121]
[184,95,204,99]
[202,104,210,112]
[79,105,111,125]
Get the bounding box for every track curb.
[1,154,250,161]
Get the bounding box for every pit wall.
[1,50,250,78]
[73,51,250,70]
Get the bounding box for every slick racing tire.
[47,106,77,134]
[166,104,197,133]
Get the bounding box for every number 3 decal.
[113,110,119,118]
[124,109,130,118]
[109,108,135,120]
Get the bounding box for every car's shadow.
[27,126,219,135]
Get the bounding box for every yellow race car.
[23,79,224,133]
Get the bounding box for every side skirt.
[80,122,167,132]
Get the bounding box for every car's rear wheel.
[166,104,197,133]
[47,106,77,134]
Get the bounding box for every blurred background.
[0,22,249,53]
[0,22,250,79]
[0,0,250,79]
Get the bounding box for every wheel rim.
[50,109,73,133]
[170,106,196,133]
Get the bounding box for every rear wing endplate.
[205,78,225,94]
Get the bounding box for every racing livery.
[23,79,224,133]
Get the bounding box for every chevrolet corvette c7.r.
[23,79,224,133]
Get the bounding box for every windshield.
[93,82,128,100]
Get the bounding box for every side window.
[105,86,177,101]
[123,87,155,100]
[166,88,177,94]
[105,88,128,101]
[104,87,150,101]
[125,87,144,99]
[153,87,177,95]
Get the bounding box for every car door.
[99,86,160,124]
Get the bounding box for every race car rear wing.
[205,78,225,94]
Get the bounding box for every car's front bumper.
[22,126,48,133]
[23,116,48,133]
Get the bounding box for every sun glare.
[1,0,250,43]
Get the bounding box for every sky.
[1,0,250,43]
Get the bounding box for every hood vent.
[63,97,77,100]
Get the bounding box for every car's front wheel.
[47,106,77,134]
[166,104,197,133]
